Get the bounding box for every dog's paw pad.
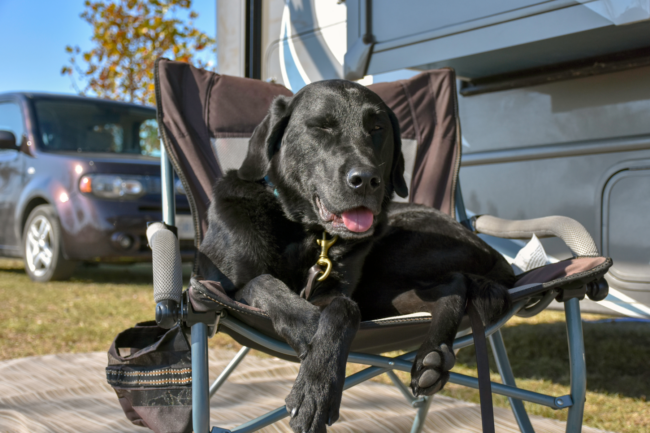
[422,352,441,367]
[422,344,455,371]
[411,343,455,397]
[417,369,440,388]
[440,343,456,370]
[422,351,440,367]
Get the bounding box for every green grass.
[1,258,649,432]
[0,258,239,358]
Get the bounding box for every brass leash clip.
[316,231,338,281]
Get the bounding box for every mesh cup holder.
[106,321,192,433]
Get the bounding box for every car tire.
[22,204,77,282]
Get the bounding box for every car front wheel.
[23,204,77,282]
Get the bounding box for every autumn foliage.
[62,0,215,105]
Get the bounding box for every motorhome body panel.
[347,0,650,79]
[458,64,650,317]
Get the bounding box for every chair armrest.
[473,215,599,257]
[147,222,183,328]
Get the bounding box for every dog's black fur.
[198,80,514,433]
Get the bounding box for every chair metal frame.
[160,145,587,433]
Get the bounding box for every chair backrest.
[155,58,462,244]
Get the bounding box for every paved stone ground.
[0,350,610,433]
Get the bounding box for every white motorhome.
[216,0,650,318]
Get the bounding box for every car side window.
[0,102,25,150]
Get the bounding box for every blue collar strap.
[263,175,279,197]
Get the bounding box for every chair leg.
[489,330,535,433]
[564,298,586,433]
[386,370,417,405]
[410,396,432,433]
[210,346,251,398]
[386,370,431,432]
[192,322,210,433]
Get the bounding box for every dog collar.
[263,175,279,197]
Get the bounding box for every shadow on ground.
[456,319,650,400]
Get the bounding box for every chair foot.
[410,395,432,433]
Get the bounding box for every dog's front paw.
[411,342,455,397]
[285,353,343,433]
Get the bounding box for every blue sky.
[0,0,216,95]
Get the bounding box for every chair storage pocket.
[106,321,192,433]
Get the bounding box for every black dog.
[198,80,514,433]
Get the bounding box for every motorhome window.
[33,99,159,156]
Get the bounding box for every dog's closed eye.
[307,117,338,133]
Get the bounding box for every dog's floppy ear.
[387,109,408,198]
[238,95,292,181]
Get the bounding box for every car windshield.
[33,99,159,156]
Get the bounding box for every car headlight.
[79,174,147,199]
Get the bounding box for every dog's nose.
[346,167,381,193]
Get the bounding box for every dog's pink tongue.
[341,208,374,232]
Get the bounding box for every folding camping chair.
[149,58,612,433]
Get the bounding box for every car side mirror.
[0,130,17,150]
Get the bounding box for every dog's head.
[238,80,408,239]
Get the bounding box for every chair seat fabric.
[188,256,611,361]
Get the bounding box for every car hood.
[50,152,161,176]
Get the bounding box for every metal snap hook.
[315,232,338,281]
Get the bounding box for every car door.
[0,100,26,256]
